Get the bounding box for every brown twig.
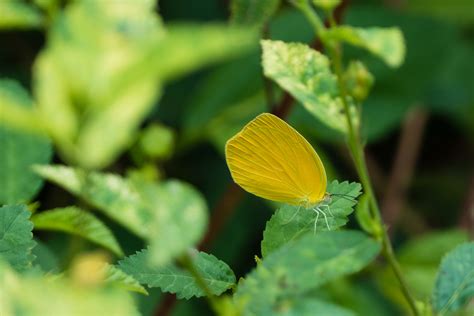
[459,173,474,239]
[381,108,428,233]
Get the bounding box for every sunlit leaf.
[34,165,208,266]
[323,26,405,68]
[261,181,362,257]
[432,242,474,314]
[33,165,152,238]
[32,206,124,256]
[118,248,236,299]
[0,205,36,271]
[261,39,352,133]
[231,0,280,29]
[104,264,148,295]
[135,180,208,266]
[236,230,380,315]
[0,80,52,204]
[0,0,43,29]
[0,260,139,315]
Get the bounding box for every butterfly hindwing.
[225,113,327,205]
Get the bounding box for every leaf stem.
[179,251,221,314]
[295,3,421,315]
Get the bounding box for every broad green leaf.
[135,180,208,266]
[33,0,163,169]
[33,165,152,237]
[231,0,280,29]
[34,165,208,265]
[0,80,52,204]
[375,229,468,311]
[118,248,236,299]
[261,39,351,133]
[432,242,474,314]
[104,264,148,295]
[32,206,124,256]
[275,297,355,316]
[261,181,362,257]
[31,239,59,273]
[323,26,405,68]
[0,205,36,271]
[0,260,139,316]
[236,231,380,315]
[0,0,43,29]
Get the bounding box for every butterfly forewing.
[225,113,327,206]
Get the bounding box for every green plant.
[1,0,473,315]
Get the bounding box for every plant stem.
[179,251,221,314]
[296,3,421,315]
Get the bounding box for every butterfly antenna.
[331,193,357,202]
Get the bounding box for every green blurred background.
[1,0,473,315]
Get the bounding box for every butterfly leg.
[312,208,320,235]
[283,205,301,225]
[317,206,331,231]
[321,204,334,218]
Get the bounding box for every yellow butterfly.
[225,113,332,229]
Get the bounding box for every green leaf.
[104,264,148,295]
[261,39,351,133]
[0,259,139,316]
[33,165,153,238]
[32,206,124,257]
[118,248,236,299]
[236,231,380,315]
[274,297,355,316]
[323,26,405,68]
[135,180,208,266]
[0,205,36,271]
[0,80,52,204]
[231,0,280,29]
[432,242,474,314]
[34,165,208,266]
[261,181,362,257]
[375,229,468,312]
[0,0,43,29]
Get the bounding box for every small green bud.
[344,60,374,102]
[312,0,341,11]
[139,123,175,161]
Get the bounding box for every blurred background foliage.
[0,0,473,315]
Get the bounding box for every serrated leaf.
[0,260,139,316]
[32,206,123,256]
[0,205,36,271]
[323,26,405,68]
[33,165,153,237]
[34,165,208,266]
[275,298,355,316]
[118,248,236,299]
[104,264,148,295]
[231,0,280,29]
[236,230,380,315]
[0,0,43,29]
[432,242,474,314]
[261,40,351,133]
[261,181,362,257]
[0,80,52,204]
[136,180,208,266]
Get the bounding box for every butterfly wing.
[225,113,327,205]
